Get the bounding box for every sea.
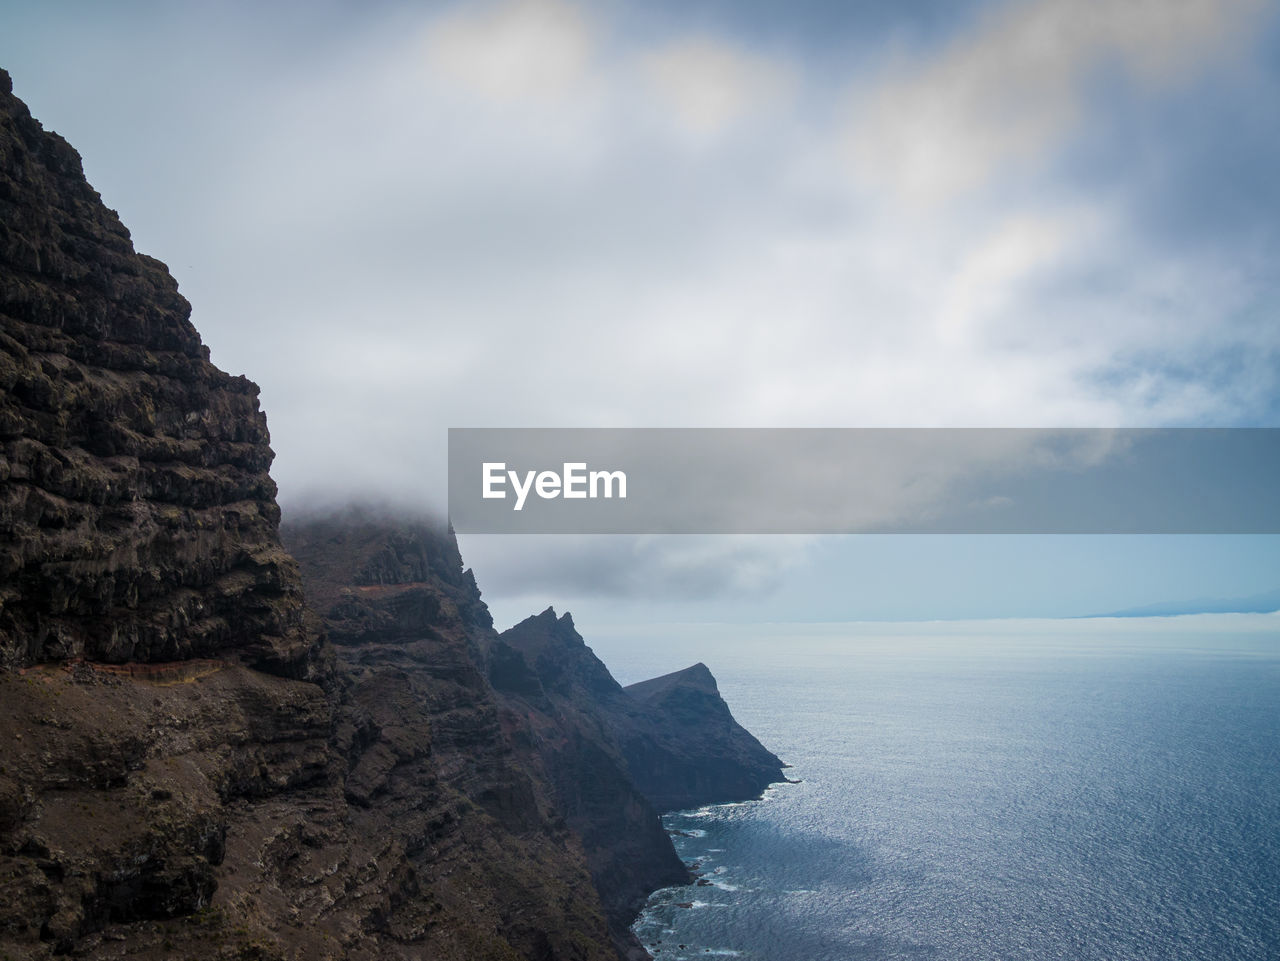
[588,615,1280,961]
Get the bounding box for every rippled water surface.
[592,619,1280,961]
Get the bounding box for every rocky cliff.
[282,511,626,960]
[0,69,783,961]
[496,610,784,816]
[488,609,691,944]
[0,68,318,680]
[0,511,625,961]
[619,663,785,812]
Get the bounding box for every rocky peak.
[618,658,785,812]
[501,606,623,699]
[281,508,494,649]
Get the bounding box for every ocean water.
[590,617,1280,961]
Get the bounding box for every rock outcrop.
[619,662,785,812]
[488,609,691,945]
[0,659,335,958]
[496,610,784,816]
[0,69,784,961]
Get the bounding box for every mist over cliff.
[0,68,783,961]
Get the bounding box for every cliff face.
[0,70,784,961]
[282,512,621,961]
[619,663,785,812]
[0,71,616,961]
[0,69,317,679]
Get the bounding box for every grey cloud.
[4,0,1278,525]
[456,533,813,602]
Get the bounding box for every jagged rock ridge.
[282,512,624,961]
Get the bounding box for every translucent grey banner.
[448,428,1280,534]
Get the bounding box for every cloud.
[934,212,1081,347]
[642,38,795,138]
[457,534,815,603]
[423,0,595,102]
[5,0,1277,607]
[843,0,1264,206]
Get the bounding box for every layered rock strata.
[0,68,317,679]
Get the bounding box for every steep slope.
[0,658,336,958]
[493,610,785,934]
[499,610,785,815]
[0,68,785,961]
[0,72,617,961]
[620,662,785,812]
[0,67,344,960]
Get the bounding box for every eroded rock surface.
[284,511,621,961]
[0,68,318,678]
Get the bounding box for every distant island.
[1090,586,1280,618]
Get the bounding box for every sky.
[3,0,1279,629]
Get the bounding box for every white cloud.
[843,0,1263,206]
[642,38,795,138]
[423,0,596,102]
[456,533,816,605]
[935,212,1080,348]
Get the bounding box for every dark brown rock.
[0,663,333,958]
[0,71,616,961]
[0,67,320,679]
[284,510,621,961]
